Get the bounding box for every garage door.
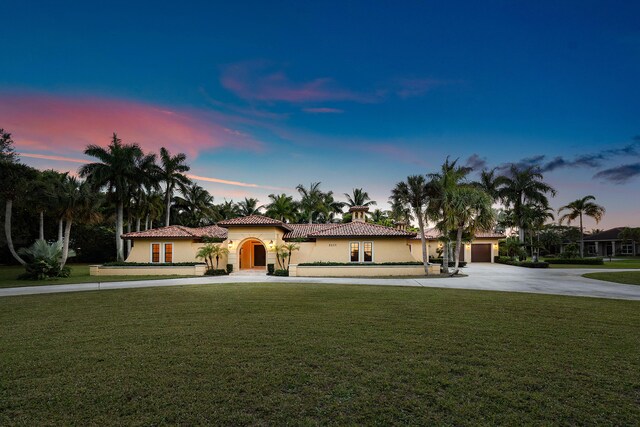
[471,244,492,262]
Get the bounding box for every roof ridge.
[306,222,350,236]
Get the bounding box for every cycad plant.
[18,240,75,280]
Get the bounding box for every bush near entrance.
[544,258,604,265]
[495,256,549,268]
[103,262,204,267]
[273,269,289,276]
[205,269,228,276]
[298,261,423,266]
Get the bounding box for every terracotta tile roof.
[411,228,505,240]
[283,223,341,239]
[217,215,292,231]
[303,222,417,238]
[584,227,625,241]
[122,225,227,240]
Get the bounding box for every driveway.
[1,264,639,300]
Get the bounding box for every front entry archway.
[239,239,267,270]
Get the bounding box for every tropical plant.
[501,236,525,260]
[390,175,430,274]
[173,183,215,226]
[271,243,288,270]
[558,195,606,258]
[496,165,556,243]
[17,239,72,280]
[211,200,241,221]
[210,244,229,270]
[317,191,345,223]
[282,242,300,271]
[265,193,298,223]
[296,182,324,224]
[159,147,191,226]
[475,168,500,202]
[237,197,264,216]
[344,188,377,208]
[196,244,215,270]
[0,128,17,162]
[79,133,143,261]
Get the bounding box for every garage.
[471,243,492,262]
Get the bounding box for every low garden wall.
[90,264,207,276]
[289,264,440,277]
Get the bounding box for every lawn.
[548,258,640,269]
[0,264,189,289]
[583,271,640,285]
[1,284,639,425]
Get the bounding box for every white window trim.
[349,241,374,263]
[150,242,174,263]
[621,244,634,255]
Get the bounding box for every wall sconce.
[269,240,274,249]
[466,243,471,248]
[493,243,499,249]
[228,240,234,249]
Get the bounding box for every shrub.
[428,258,467,268]
[298,261,423,266]
[17,240,72,280]
[267,263,275,275]
[205,269,228,276]
[544,258,604,265]
[226,264,233,274]
[274,269,289,276]
[495,256,549,268]
[561,243,580,259]
[102,262,204,266]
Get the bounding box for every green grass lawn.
[548,258,640,269]
[0,264,190,289]
[583,271,640,285]
[1,284,639,425]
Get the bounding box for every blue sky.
[1,1,639,228]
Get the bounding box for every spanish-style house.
[92,206,504,277]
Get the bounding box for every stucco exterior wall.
[125,239,229,268]
[409,238,500,263]
[290,264,440,277]
[226,227,285,271]
[287,238,416,265]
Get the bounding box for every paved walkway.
[1,264,639,300]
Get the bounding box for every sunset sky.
[1,1,639,229]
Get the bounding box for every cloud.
[393,77,454,98]
[496,155,546,172]
[302,107,344,114]
[465,153,487,170]
[18,152,87,164]
[593,163,640,184]
[0,90,264,159]
[220,61,376,104]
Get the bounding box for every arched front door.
[239,239,267,270]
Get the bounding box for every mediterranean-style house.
[94,206,503,277]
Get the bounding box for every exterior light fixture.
[269,240,274,249]
[228,240,234,248]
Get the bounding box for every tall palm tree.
[212,200,241,221]
[79,133,142,261]
[131,151,161,231]
[265,193,298,223]
[143,190,165,229]
[475,168,500,202]
[159,147,191,226]
[296,182,324,224]
[496,165,556,244]
[522,202,555,261]
[0,128,17,162]
[426,158,472,273]
[344,188,377,208]
[390,175,430,275]
[173,183,215,226]
[237,197,263,216]
[317,191,345,223]
[558,195,606,258]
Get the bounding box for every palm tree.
[173,183,214,226]
[29,169,63,240]
[211,200,241,221]
[496,165,556,244]
[0,128,17,162]
[159,147,191,226]
[475,168,500,202]
[317,191,345,223]
[296,182,324,224]
[558,195,606,258]
[344,188,377,208]
[196,244,214,270]
[426,158,472,273]
[237,197,263,216]
[369,209,388,224]
[79,133,142,261]
[143,190,165,229]
[265,193,298,222]
[390,175,430,275]
[210,244,230,270]
[283,242,300,271]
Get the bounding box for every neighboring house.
[411,227,505,263]
[118,206,503,276]
[583,227,638,256]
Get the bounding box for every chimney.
[349,206,369,222]
[394,220,407,231]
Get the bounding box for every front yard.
[0,264,189,289]
[1,283,638,425]
[548,258,640,269]
[583,271,640,285]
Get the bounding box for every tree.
[18,240,72,280]
[475,168,500,202]
[80,133,143,261]
[159,147,191,226]
[390,175,430,275]
[317,191,345,223]
[173,183,214,226]
[344,188,377,208]
[520,202,554,261]
[0,128,17,162]
[283,242,300,271]
[211,200,241,221]
[496,165,556,244]
[558,195,606,258]
[296,182,324,224]
[196,244,214,270]
[427,158,472,274]
[237,197,263,216]
[210,244,229,270]
[265,193,298,223]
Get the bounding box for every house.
[108,206,503,277]
[583,227,638,256]
[411,227,505,263]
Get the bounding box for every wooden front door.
[253,244,266,266]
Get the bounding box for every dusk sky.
[1,1,639,229]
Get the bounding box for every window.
[164,243,173,263]
[621,244,634,255]
[350,242,360,262]
[363,242,373,262]
[151,243,160,263]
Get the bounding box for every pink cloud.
[0,90,264,159]
[220,61,376,104]
[302,107,344,114]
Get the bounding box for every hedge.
[273,269,289,276]
[544,258,604,265]
[205,269,228,276]
[495,256,549,268]
[428,258,467,268]
[298,261,423,266]
[102,262,205,267]
[226,264,233,274]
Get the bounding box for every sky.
[1,1,639,229]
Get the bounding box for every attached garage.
[471,243,492,262]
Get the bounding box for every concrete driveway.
[1,263,639,300]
